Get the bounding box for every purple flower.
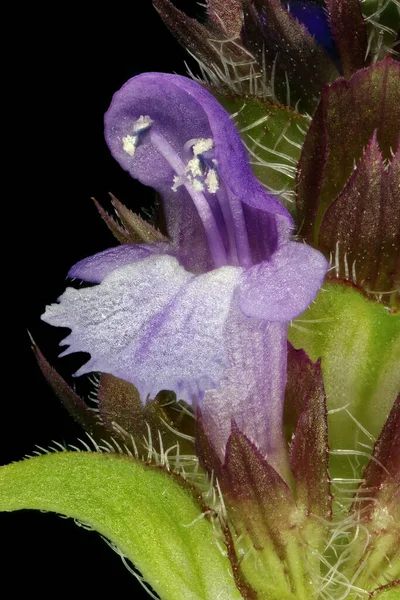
[42,73,327,470]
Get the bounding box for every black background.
[4,1,203,595]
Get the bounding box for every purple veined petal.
[169,75,294,244]
[42,255,241,404]
[202,304,289,478]
[105,73,293,270]
[237,241,328,322]
[68,242,176,283]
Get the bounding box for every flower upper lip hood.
[42,73,327,464]
[104,72,293,272]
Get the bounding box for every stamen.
[134,115,154,133]
[205,169,219,194]
[186,157,203,177]
[184,138,252,267]
[184,138,213,156]
[214,185,239,265]
[183,138,221,194]
[149,129,228,268]
[226,191,253,268]
[191,178,205,192]
[122,135,137,156]
[122,123,253,268]
[122,115,153,156]
[192,138,214,155]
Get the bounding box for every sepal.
[285,345,332,524]
[220,426,314,600]
[205,0,243,37]
[356,394,399,524]
[153,0,224,68]
[197,372,333,600]
[195,409,223,479]
[370,582,400,599]
[296,57,400,249]
[285,0,339,60]
[93,194,167,245]
[34,342,196,462]
[318,135,400,300]
[345,396,400,591]
[32,341,106,437]
[154,0,339,109]
[242,0,338,111]
[153,0,253,95]
[325,0,369,78]
[97,374,196,459]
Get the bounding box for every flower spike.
[3,5,400,597]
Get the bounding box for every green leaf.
[288,281,400,479]
[218,94,309,213]
[0,452,243,600]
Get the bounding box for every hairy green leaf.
[218,94,309,212]
[288,281,400,479]
[0,452,243,600]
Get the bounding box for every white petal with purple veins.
[42,255,241,403]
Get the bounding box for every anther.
[182,138,220,194]
[122,115,154,156]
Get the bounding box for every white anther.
[205,169,220,194]
[170,136,217,194]
[133,115,153,133]
[186,157,203,177]
[172,173,204,193]
[122,116,153,156]
[172,175,183,192]
[192,138,214,156]
[122,135,137,156]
